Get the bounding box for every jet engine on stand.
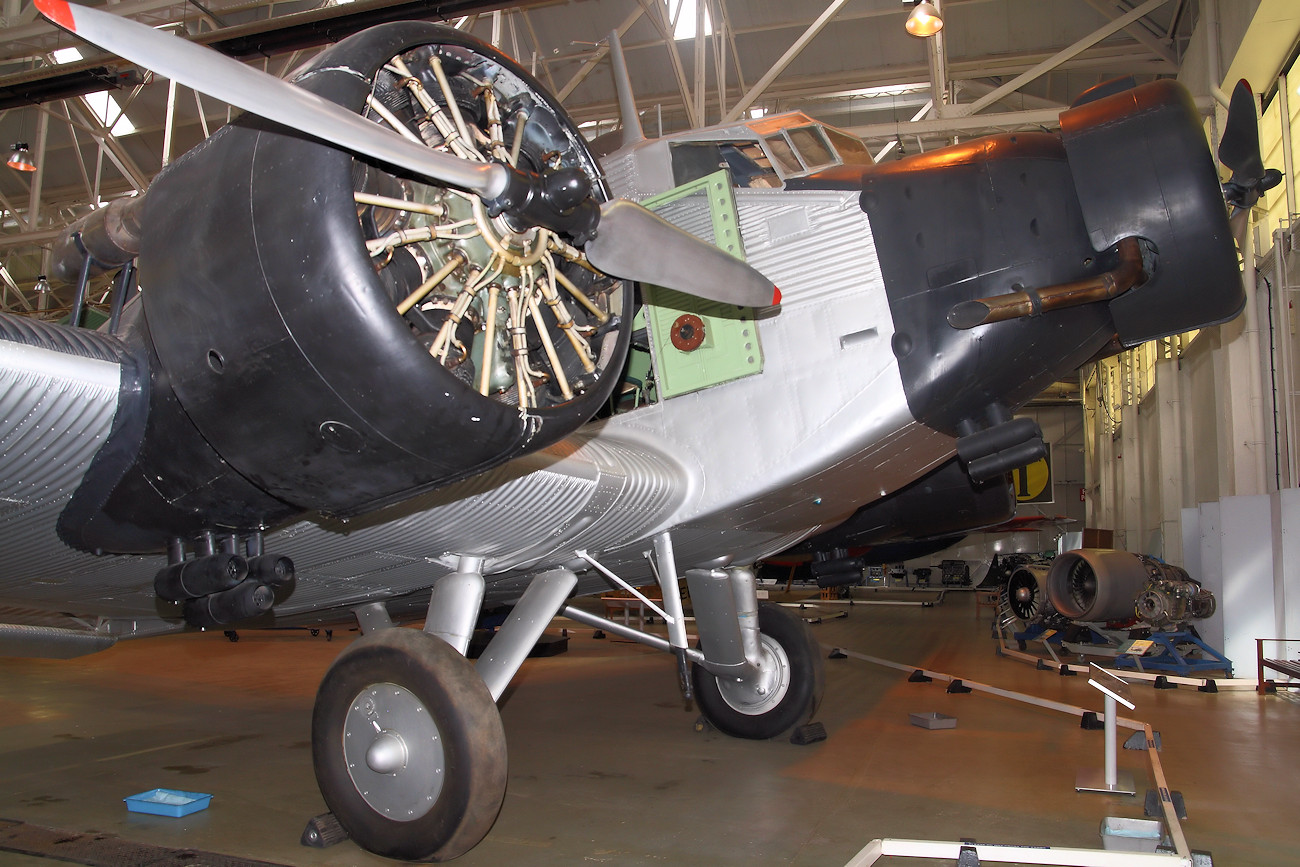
[997,549,1230,677]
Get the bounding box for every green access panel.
[640,170,764,399]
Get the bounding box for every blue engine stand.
[1113,630,1233,677]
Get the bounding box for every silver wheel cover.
[342,682,445,821]
[716,634,792,716]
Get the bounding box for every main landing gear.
[306,541,825,861]
[312,628,506,861]
[692,601,824,739]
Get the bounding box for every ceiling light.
[905,1,944,37]
[33,275,51,294]
[7,143,36,172]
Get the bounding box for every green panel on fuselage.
[640,170,764,399]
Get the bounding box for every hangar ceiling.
[0,0,1201,314]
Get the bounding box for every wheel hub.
[365,731,409,774]
[343,683,445,821]
[716,634,792,716]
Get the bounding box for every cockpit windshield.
[668,118,871,188]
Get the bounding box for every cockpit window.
[788,126,835,171]
[722,143,781,188]
[670,141,781,188]
[825,128,874,166]
[763,134,804,175]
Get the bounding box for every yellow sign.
[1012,444,1053,503]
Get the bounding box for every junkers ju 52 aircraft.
[0,0,1271,860]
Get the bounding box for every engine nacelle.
[58,23,631,554]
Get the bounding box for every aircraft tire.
[312,628,506,861]
[691,602,824,739]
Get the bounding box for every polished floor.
[0,591,1296,866]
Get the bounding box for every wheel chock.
[1198,680,1218,693]
[828,648,847,659]
[1036,659,1051,671]
[790,722,828,745]
[301,812,349,848]
[1145,788,1187,819]
[1080,711,1105,730]
[1125,730,1160,751]
[946,679,972,694]
[692,715,712,733]
[592,629,606,640]
[1154,675,1177,689]
[908,669,933,683]
[1059,664,1077,676]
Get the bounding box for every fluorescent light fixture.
[749,107,767,119]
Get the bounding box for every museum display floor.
[0,591,1296,866]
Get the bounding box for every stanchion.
[1076,664,1137,795]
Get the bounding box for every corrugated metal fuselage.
[0,187,946,640]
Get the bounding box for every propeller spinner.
[35,0,779,309]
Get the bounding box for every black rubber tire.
[312,629,507,862]
[691,602,825,739]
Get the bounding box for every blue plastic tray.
[124,788,212,817]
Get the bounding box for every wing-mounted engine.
[839,78,1240,463]
[58,22,631,555]
[1058,79,1241,344]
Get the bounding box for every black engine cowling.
[59,23,631,554]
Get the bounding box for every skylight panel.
[52,46,136,136]
[668,0,713,40]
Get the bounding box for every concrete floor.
[0,591,1296,866]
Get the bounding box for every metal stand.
[1076,664,1137,795]
[1113,630,1233,677]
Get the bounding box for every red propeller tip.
[771,286,782,306]
[35,0,76,31]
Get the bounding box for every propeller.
[1218,79,1283,249]
[35,0,779,309]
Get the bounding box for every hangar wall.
[1082,0,1300,664]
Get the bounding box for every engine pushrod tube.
[947,237,1145,329]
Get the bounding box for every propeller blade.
[586,201,781,308]
[1218,79,1265,187]
[34,0,509,199]
[36,0,781,307]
